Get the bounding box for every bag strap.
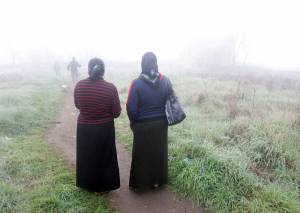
[165,77,175,98]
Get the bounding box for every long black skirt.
[76,121,120,192]
[129,119,168,188]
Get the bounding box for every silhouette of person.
[54,61,61,76]
[67,57,81,83]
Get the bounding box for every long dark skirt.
[129,119,168,188]
[76,121,120,192]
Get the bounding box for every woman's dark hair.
[88,58,105,80]
[141,52,158,75]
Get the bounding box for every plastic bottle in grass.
[183,154,194,165]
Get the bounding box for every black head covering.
[140,52,160,85]
[88,58,105,80]
[141,52,158,75]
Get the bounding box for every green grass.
[0,73,110,213]
[114,72,300,213]
[3,68,297,212]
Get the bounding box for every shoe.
[152,184,160,189]
[129,186,139,192]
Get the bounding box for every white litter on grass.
[0,136,12,147]
[183,157,194,165]
[61,84,68,89]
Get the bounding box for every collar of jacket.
[139,73,160,85]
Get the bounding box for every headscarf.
[88,58,105,80]
[140,52,160,85]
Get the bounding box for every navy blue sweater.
[126,74,170,123]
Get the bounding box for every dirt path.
[45,89,204,213]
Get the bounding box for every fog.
[0,0,300,69]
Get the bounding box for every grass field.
[113,69,300,213]
[1,65,300,213]
[0,70,110,213]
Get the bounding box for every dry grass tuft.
[224,94,239,119]
[228,117,249,139]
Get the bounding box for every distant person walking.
[74,58,121,194]
[54,61,61,76]
[67,57,81,83]
[126,52,171,190]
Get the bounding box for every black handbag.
[165,78,186,125]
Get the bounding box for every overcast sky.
[0,0,299,68]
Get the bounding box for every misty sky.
[0,0,299,68]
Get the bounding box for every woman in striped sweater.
[74,58,121,193]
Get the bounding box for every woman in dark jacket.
[126,52,170,190]
[74,58,121,193]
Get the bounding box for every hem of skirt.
[129,181,168,189]
[76,184,120,192]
